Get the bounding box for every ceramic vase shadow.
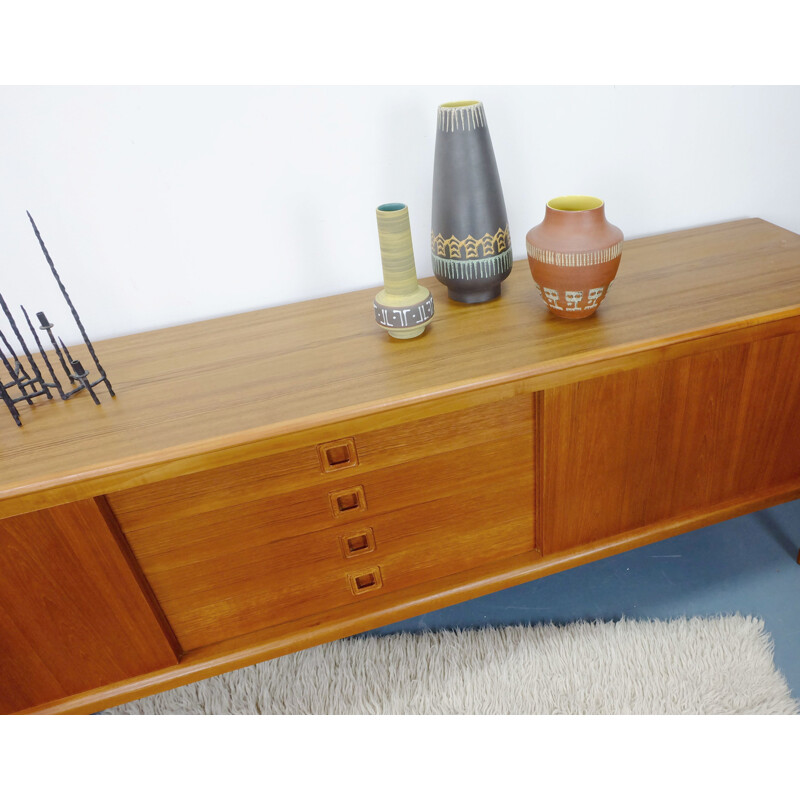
[526,196,623,319]
[431,101,512,304]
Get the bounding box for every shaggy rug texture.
[103,615,798,715]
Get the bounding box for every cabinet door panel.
[0,499,179,713]
[543,332,800,553]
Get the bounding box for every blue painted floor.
[365,498,800,702]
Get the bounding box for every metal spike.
[0,293,51,399]
[22,306,65,399]
[0,328,31,383]
[37,311,74,382]
[27,212,114,396]
[58,336,76,366]
[69,359,100,405]
[0,378,22,426]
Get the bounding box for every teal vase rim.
[377,203,407,213]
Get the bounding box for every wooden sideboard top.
[2,217,800,517]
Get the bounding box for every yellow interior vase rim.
[440,100,482,108]
[547,196,604,212]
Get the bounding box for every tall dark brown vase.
[431,100,512,304]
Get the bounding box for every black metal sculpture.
[1,214,115,426]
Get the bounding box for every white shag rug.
[103,615,798,715]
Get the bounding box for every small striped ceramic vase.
[431,100,512,304]
[373,203,434,339]
[526,196,623,319]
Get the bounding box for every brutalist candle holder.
[373,203,434,339]
[1,213,115,427]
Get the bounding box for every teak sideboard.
[2,218,800,714]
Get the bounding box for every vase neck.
[437,101,486,133]
[543,203,607,230]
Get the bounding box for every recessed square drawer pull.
[329,486,367,517]
[318,438,359,473]
[348,566,383,596]
[339,528,376,559]
[338,493,359,511]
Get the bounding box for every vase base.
[547,308,600,320]
[447,286,501,304]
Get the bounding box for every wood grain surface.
[3,219,800,518]
[107,395,531,532]
[0,498,179,713]
[118,395,534,650]
[22,477,800,715]
[542,330,800,552]
[4,217,800,714]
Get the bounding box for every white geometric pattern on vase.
[536,284,609,312]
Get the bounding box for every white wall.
[1,85,799,345]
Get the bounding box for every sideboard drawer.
[123,427,531,562]
[131,475,535,651]
[107,395,532,533]
[113,393,535,651]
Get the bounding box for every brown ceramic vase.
[526,196,623,319]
